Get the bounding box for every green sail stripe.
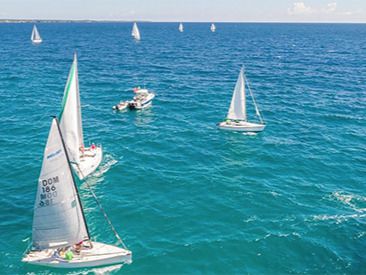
[59,61,75,120]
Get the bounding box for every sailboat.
[22,117,132,268]
[31,25,42,44]
[131,22,141,41]
[218,67,266,132]
[179,23,184,32]
[59,53,102,180]
[210,23,216,32]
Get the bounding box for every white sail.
[59,53,84,164]
[227,68,246,121]
[210,23,216,32]
[32,118,89,250]
[131,22,141,41]
[31,25,42,41]
[179,23,184,32]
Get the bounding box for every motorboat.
[112,101,129,111]
[128,87,155,110]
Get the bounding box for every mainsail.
[32,118,89,250]
[227,68,246,121]
[179,23,184,32]
[31,25,42,41]
[210,23,216,32]
[132,23,141,40]
[59,53,84,164]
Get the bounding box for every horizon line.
[1,19,366,24]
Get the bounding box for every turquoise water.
[0,23,365,274]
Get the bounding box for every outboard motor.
[128,102,136,110]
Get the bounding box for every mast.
[74,53,84,148]
[54,116,90,240]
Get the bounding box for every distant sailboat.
[59,53,102,180]
[218,67,266,132]
[179,23,184,32]
[22,117,132,268]
[131,22,141,41]
[210,23,216,32]
[31,25,42,44]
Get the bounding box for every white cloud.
[288,2,340,16]
[288,2,312,15]
[326,2,337,13]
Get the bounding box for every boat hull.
[218,121,265,132]
[22,242,132,269]
[129,93,155,110]
[32,39,42,45]
[73,145,103,180]
[112,102,129,111]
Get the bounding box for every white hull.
[73,146,103,180]
[112,101,129,111]
[32,39,42,44]
[218,121,265,132]
[22,242,132,268]
[129,93,155,110]
[135,100,152,110]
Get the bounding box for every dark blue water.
[0,23,365,274]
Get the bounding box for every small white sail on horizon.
[23,117,132,268]
[179,23,184,32]
[210,23,216,32]
[218,67,266,132]
[132,22,141,41]
[31,25,42,44]
[59,53,102,180]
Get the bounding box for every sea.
[0,22,365,274]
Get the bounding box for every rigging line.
[76,163,128,250]
[244,73,265,124]
[22,236,32,256]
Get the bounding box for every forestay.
[227,68,246,121]
[59,54,84,164]
[32,118,89,250]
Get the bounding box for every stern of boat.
[74,145,103,180]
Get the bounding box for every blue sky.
[1,0,365,22]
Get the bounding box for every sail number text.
[39,176,59,207]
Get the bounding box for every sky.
[0,0,365,23]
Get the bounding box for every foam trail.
[93,154,118,178]
[243,132,257,136]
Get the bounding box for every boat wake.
[93,154,118,178]
[73,264,123,275]
[332,191,366,213]
[243,132,257,136]
[312,213,366,224]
